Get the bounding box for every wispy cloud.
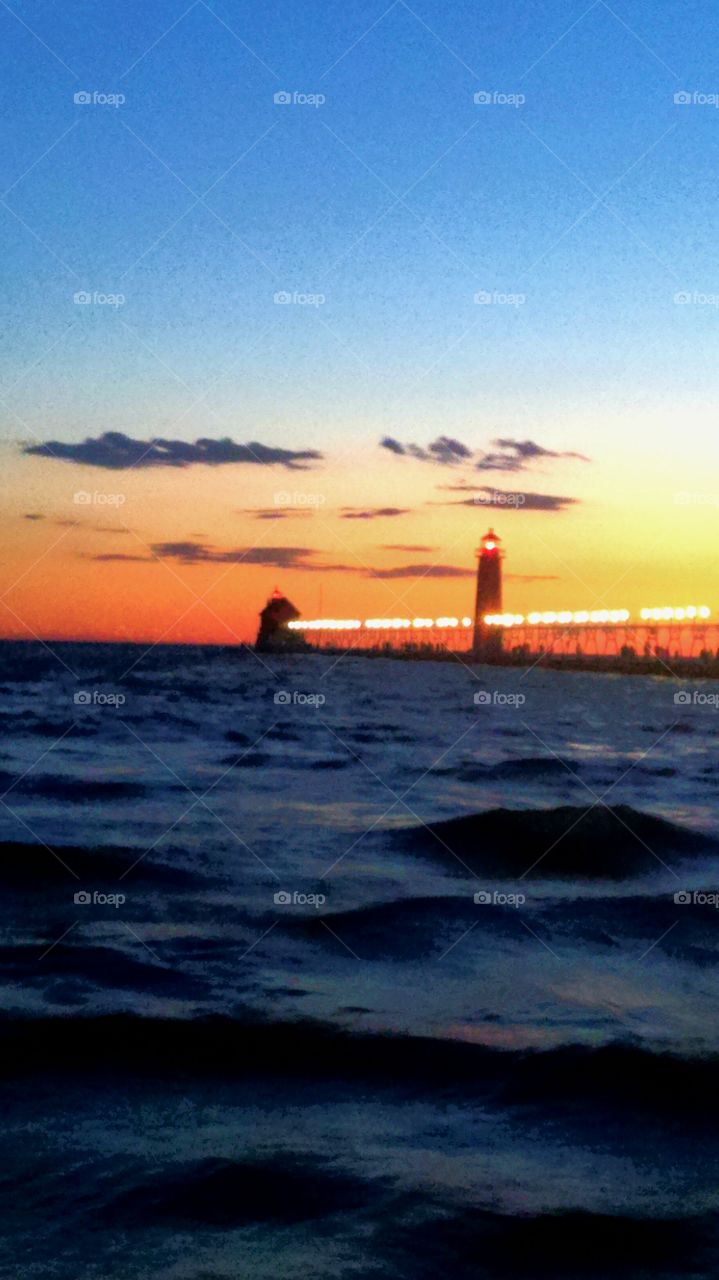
[367,563,474,580]
[381,544,437,552]
[476,438,590,472]
[23,432,323,471]
[341,506,410,520]
[444,488,577,512]
[380,435,472,465]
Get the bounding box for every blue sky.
[3,0,719,461]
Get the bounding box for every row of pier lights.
[285,601,711,655]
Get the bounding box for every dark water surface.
[1,641,718,1278]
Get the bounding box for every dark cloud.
[23,513,45,521]
[241,508,312,521]
[477,438,590,472]
[89,538,471,581]
[380,436,472,465]
[341,507,410,520]
[506,573,561,582]
[441,487,577,512]
[92,553,150,562]
[367,563,474,580]
[23,432,323,471]
[381,544,437,552]
[150,542,320,567]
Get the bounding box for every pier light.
[699,606,711,619]
[462,616,472,627]
[528,612,541,624]
[573,611,589,623]
[541,612,557,624]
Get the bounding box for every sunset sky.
[2,0,718,643]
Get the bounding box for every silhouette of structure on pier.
[255,588,306,652]
[473,529,503,659]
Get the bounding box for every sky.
[2,0,719,643]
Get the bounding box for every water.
[1,642,719,1278]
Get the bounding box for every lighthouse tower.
[473,529,503,659]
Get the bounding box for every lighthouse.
[473,529,503,659]
[255,587,306,652]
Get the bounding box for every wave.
[0,840,196,886]
[0,772,145,802]
[102,1154,384,1227]
[0,941,205,999]
[392,805,716,879]
[0,713,98,738]
[2,1014,718,1119]
[377,1205,714,1278]
[431,757,579,783]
